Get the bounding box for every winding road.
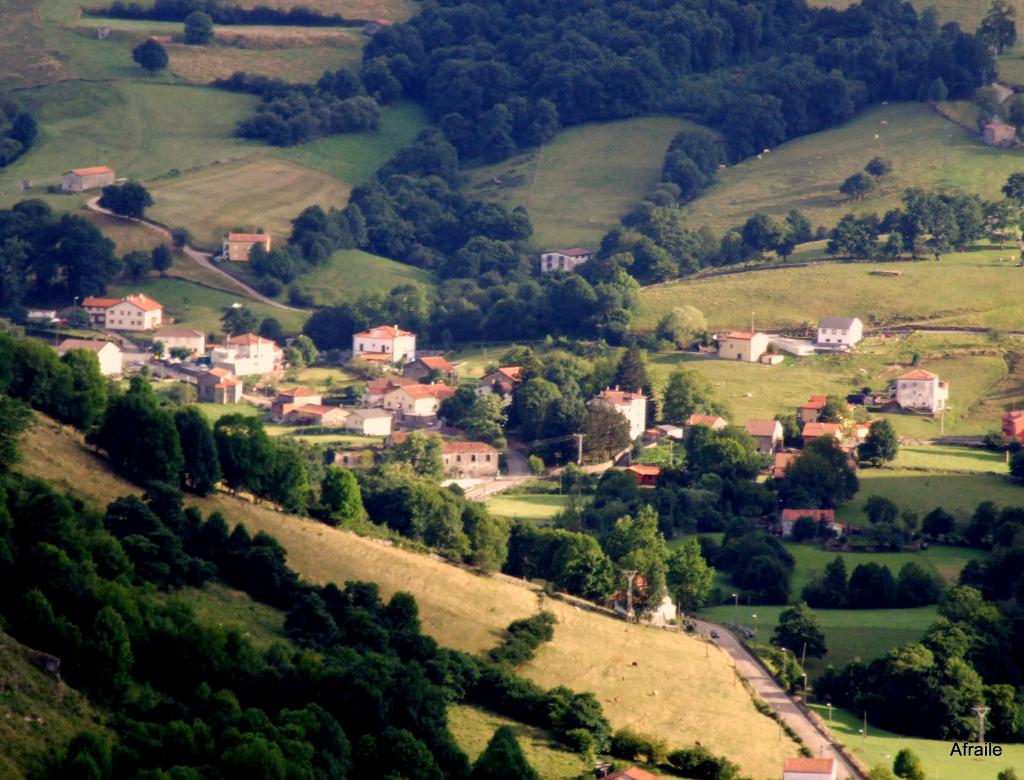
[693,619,863,780]
[85,197,303,312]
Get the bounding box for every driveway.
[693,620,862,779]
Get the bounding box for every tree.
[131,39,168,74]
[1003,172,1024,204]
[803,555,848,608]
[979,0,1017,54]
[613,343,650,393]
[896,562,942,607]
[865,157,893,181]
[174,406,221,495]
[927,77,948,102]
[214,414,275,495]
[98,181,153,219]
[320,467,364,524]
[984,200,1019,248]
[848,562,897,608]
[827,213,878,257]
[221,306,259,337]
[741,213,785,253]
[786,209,813,243]
[0,395,31,473]
[1009,448,1024,481]
[470,726,539,780]
[85,606,133,702]
[922,507,956,539]
[151,244,173,275]
[772,602,827,657]
[666,538,715,613]
[461,393,507,445]
[661,368,717,425]
[57,348,108,428]
[655,306,706,348]
[605,506,668,616]
[779,437,859,508]
[865,495,899,525]
[840,172,874,201]
[266,445,309,513]
[122,249,152,281]
[868,768,897,780]
[184,10,214,44]
[858,419,899,465]
[893,748,926,780]
[390,430,443,479]
[583,405,631,459]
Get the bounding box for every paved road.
[85,198,302,312]
[693,619,862,780]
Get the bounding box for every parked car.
[710,630,720,639]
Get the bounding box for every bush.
[259,277,283,297]
[489,612,556,666]
[610,728,667,764]
[528,454,544,475]
[288,285,314,307]
[667,745,741,779]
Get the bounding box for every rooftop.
[68,166,114,176]
[595,388,646,404]
[626,464,661,476]
[123,294,163,312]
[818,316,860,329]
[783,757,835,774]
[355,324,416,339]
[802,422,842,437]
[57,338,117,354]
[225,333,276,346]
[81,297,120,308]
[897,369,939,381]
[227,232,270,242]
[550,247,593,257]
[155,328,203,338]
[781,508,835,522]
[396,383,455,400]
[416,355,454,370]
[607,767,662,780]
[443,441,499,454]
[724,331,758,340]
[745,419,781,437]
[277,387,320,398]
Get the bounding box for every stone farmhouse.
[383,383,454,424]
[892,369,948,414]
[61,166,115,193]
[745,419,784,454]
[197,368,243,404]
[540,247,593,273]
[404,355,457,383]
[441,441,500,478]
[718,331,768,362]
[222,233,271,262]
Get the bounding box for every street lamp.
[802,673,808,704]
[752,613,758,637]
[826,702,833,728]
[731,593,738,627]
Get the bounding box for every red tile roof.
[783,757,835,774]
[417,355,454,371]
[686,414,726,427]
[69,166,114,176]
[367,377,415,393]
[596,388,646,405]
[355,324,416,339]
[497,366,522,380]
[81,297,120,308]
[607,768,662,780]
[277,387,319,398]
[626,464,661,476]
[745,419,781,437]
[123,294,163,312]
[207,367,233,379]
[288,404,340,417]
[898,369,938,381]
[724,331,757,340]
[227,233,270,243]
[443,441,499,455]
[800,395,828,410]
[396,383,455,400]
[214,380,240,389]
[781,509,835,523]
[226,333,275,346]
[772,451,798,477]
[802,422,842,438]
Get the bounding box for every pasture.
[16,418,799,779]
[159,582,288,649]
[468,117,697,249]
[165,40,364,84]
[890,445,1005,473]
[484,494,577,522]
[678,103,1018,235]
[813,703,1024,780]
[300,248,437,306]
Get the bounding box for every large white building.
[154,328,206,356]
[210,333,282,377]
[56,338,122,377]
[893,369,948,414]
[816,316,863,348]
[589,388,647,441]
[82,294,163,331]
[540,247,593,273]
[352,325,416,364]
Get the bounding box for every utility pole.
[731,593,738,628]
[623,570,639,621]
[974,705,990,744]
[576,433,583,465]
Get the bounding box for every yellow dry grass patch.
[147,155,352,249]
[17,418,797,778]
[167,42,362,84]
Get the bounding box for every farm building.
[284,405,348,427]
[782,756,836,780]
[477,366,523,399]
[211,333,282,377]
[590,388,648,441]
[270,387,323,422]
[442,441,500,478]
[222,233,271,262]
[82,294,163,331]
[345,408,393,436]
[154,328,205,356]
[717,331,768,362]
[745,419,783,454]
[330,449,375,469]
[540,247,594,273]
[626,463,660,486]
[56,339,122,377]
[383,383,455,424]
[780,509,836,539]
[816,316,863,348]
[893,369,948,414]
[982,118,1016,147]
[61,166,115,193]
[772,451,798,479]
[654,423,685,440]
[197,368,243,404]
[404,355,457,383]
[1003,410,1024,442]
[364,376,416,406]
[801,422,843,445]
[797,395,828,426]
[353,324,416,364]
[685,414,728,432]
[605,767,662,780]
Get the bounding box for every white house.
[816,316,863,348]
[590,388,647,441]
[383,383,455,422]
[893,369,948,414]
[345,408,393,436]
[56,338,122,377]
[352,325,416,363]
[210,333,282,377]
[717,331,769,362]
[82,294,163,331]
[540,247,593,273]
[782,757,836,780]
[154,328,206,356]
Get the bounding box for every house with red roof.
[403,355,457,383]
[383,382,455,423]
[222,232,271,262]
[801,421,843,445]
[797,395,828,426]
[718,331,769,362]
[590,387,648,440]
[197,367,243,404]
[283,404,348,427]
[780,508,836,538]
[477,366,523,401]
[61,166,115,193]
[270,387,323,421]
[606,766,663,780]
[540,247,594,273]
[893,368,948,414]
[364,376,416,406]
[626,463,660,486]
[1003,410,1024,442]
[353,324,416,364]
[210,333,282,376]
[745,418,784,454]
[442,440,500,478]
[782,756,836,780]
[82,294,163,331]
[154,327,205,356]
[772,451,799,478]
[685,413,728,433]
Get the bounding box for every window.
[471,454,477,462]
[456,455,462,462]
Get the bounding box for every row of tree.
[0,91,36,169]
[97,0,362,26]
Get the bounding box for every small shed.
[982,118,1016,147]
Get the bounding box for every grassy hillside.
[15,417,799,779]
[299,248,436,305]
[165,40,364,84]
[678,103,1018,235]
[468,117,698,249]
[157,582,288,650]
[0,631,107,779]
[807,0,1023,30]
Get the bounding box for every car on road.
[710,630,720,639]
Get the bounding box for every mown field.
[16,417,799,779]
[814,703,1024,780]
[890,444,1005,473]
[468,117,697,249]
[300,248,437,306]
[678,103,1017,235]
[484,494,577,522]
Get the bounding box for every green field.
[448,706,589,779]
[677,103,1023,236]
[814,703,1024,780]
[300,248,437,306]
[165,39,364,85]
[484,494,577,522]
[160,582,288,649]
[194,402,263,423]
[891,445,1005,473]
[468,117,699,248]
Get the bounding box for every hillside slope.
[17,416,799,778]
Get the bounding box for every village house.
[816,316,863,348]
[353,324,416,364]
[270,387,323,422]
[82,294,163,331]
[403,355,458,383]
[772,451,799,479]
[654,423,685,440]
[345,408,393,436]
[854,420,876,443]
[364,376,416,406]
[540,247,594,273]
[605,767,662,780]
[284,405,348,428]
[222,233,271,262]
[61,166,116,193]
[982,118,1016,147]
[685,413,728,433]
[383,383,455,424]
[154,328,206,357]
[797,395,828,426]
[197,367,243,404]
[330,449,375,469]
[780,508,841,539]
[745,419,784,454]
[626,463,660,487]
[590,388,648,441]
[476,366,523,400]
[442,441,500,478]
[56,338,122,377]
[1003,410,1024,442]
[801,421,843,445]
[718,331,769,362]
[210,333,282,377]
[893,369,948,414]
[782,756,837,780]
